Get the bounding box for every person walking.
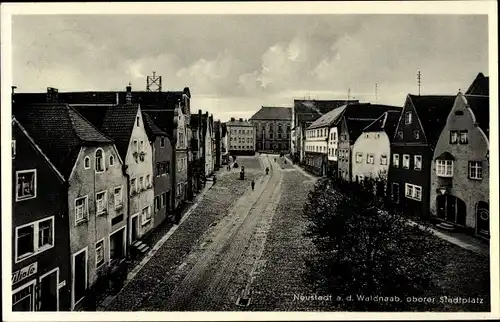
[251,179,255,191]
[265,167,269,175]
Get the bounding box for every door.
[445,196,456,222]
[476,201,489,238]
[73,250,87,307]
[131,216,139,242]
[391,183,400,204]
[39,270,58,311]
[436,195,446,220]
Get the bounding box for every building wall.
[176,109,189,206]
[227,123,255,153]
[125,109,154,239]
[253,119,291,151]
[337,119,351,181]
[429,95,489,231]
[204,123,213,176]
[12,123,71,311]
[68,143,128,308]
[152,135,172,229]
[327,127,339,162]
[352,131,391,181]
[305,126,328,155]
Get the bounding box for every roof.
[344,118,379,143]
[71,105,110,130]
[465,73,489,96]
[190,114,200,129]
[363,110,401,139]
[13,103,112,178]
[141,109,176,136]
[308,105,347,129]
[99,104,140,160]
[408,95,456,148]
[464,94,489,138]
[143,111,169,140]
[337,103,401,125]
[250,106,292,120]
[434,151,456,161]
[294,99,358,124]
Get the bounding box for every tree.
[303,176,441,311]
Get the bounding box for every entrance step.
[436,222,456,231]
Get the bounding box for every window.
[356,153,363,163]
[365,134,369,139]
[16,170,37,201]
[380,154,388,165]
[114,187,123,209]
[12,282,35,311]
[109,155,115,166]
[136,116,140,127]
[75,196,88,223]
[95,149,104,172]
[15,216,54,262]
[404,111,412,124]
[139,141,144,153]
[160,137,165,147]
[139,176,144,190]
[459,130,468,144]
[95,240,104,268]
[154,196,161,211]
[397,131,403,139]
[414,155,422,170]
[146,175,150,188]
[436,160,453,177]
[405,183,422,201]
[130,178,136,195]
[469,161,482,180]
[96,191,107,214]
[84,157,90,169]
[393,154,399,167]
[161,193,166,208]
[450,131,458,144]
[403,154,410,169]
[367,154,375,164]
[414,130,420,139]
[455,110,464,116]
[141,206,151,225]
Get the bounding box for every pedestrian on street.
[251,179,255,191]
[266,167,269,175]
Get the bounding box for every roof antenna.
[417,71,421,96]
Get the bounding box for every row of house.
[11,84,224,311]
[293,73,490,240]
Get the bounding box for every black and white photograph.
[1,1,498,320]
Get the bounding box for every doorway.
[12,281,36,311]
[436,195,467,226]
[131,215,139,243]
[476,201,489,238]
[72,248,87,308]
[39,268,58,311]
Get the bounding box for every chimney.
[239,118,243,122]
[46,87,59,103]
[126,82,132,104]
[230,117,235,122]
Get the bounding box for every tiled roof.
[141,109,175,137]
[13,103,112,178]
[100,104,140,160]
[408,95,456,148]
[464,94,489,139]
[465,73,489,96]
[71,105,110,130]
[363,110,402,140]
[308,105,347,129]
[250,106,292,120]
[338,103,401,125]
[345,118,379,143]
[143,111,169,140]
[294,99,358,125]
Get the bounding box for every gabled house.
[13,104,128,311]
[429,92,490,239]
[189,111,203,194]
[304,105,347,176]
[142,112,173,230]
[351,110,401,195]
[202,112,214,177]
[387,95,456,219]
[12,117,71,312]
[214,120,222,170]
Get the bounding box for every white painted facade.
[352,131,391,181]
[305,126,328,155]
[327,127,339,161]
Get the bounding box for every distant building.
[292,99,358,163]
[430,91,489,239]
[12,117,71,311]
[189,111,204,193]
[214,120,222,170]
[351,110,401,195]
[250,107,292,153]
[221,123,229,164]
[226,118,256,155]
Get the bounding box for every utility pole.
[417,71,421,96]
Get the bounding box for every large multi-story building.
[250,107,292,153]
[226,118,256,155]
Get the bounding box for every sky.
[12,14,488,122]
